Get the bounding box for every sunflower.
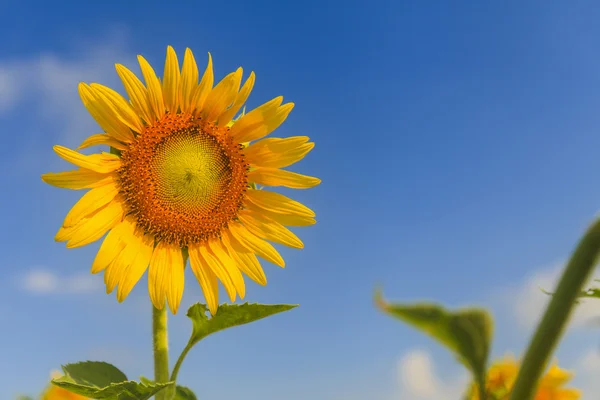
[468,355,580,400]
[42,46,319,315]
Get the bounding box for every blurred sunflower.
[41,371,88,400]
[469,355,580,400]
[42,46,319,315]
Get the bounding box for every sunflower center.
[117,113,248,246]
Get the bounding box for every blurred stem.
[153,305,172,400]
[510,217,600,400]
[478,377,487,400]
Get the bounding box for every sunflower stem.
[153,305,172,400]
[170,341,193,382]
[509,217,600,400]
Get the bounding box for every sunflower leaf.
[174,385,198,400]
[375,291,493,389]
[60,361,127,387]
[186,302,297,345]
[51,361,172,400]
[139,377,197,400]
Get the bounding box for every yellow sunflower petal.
[90,219,134,274]
[238,210,303,249]
[245,189,315,217]
[115,64,154,124]
[245,137,314,169]
[76,133,128,151]
[208,239,246,299]
[201,67,243,122]
[105,228,141,294]
[179,48,199,113]
[55,224,79,242]
[162,45,181,113]
[147,241,185,313]
[137,54,165,120]
[228,222,285,267]
[90,83,144,133]
[62,179,119,227]
[190,53,214,113]
[117,230,154,302]
[78,83,135,143]
[53,145,121,173]
[247,136,309,153]
[41,169,114,190]
[229,96,282,140]
[221,233,267,285]
[189,244,220,315]
[166,244,185,314]
[148,241,169,310]
[198,245,237,302]
[218,71,255,126]
[248,168,320,189]
[65,199,125,248]
[235,103,294,143]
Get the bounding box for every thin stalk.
[510,217,600,400]
[153,305,171,400]
[170,341,194,383]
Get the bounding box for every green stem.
[170,341,194,382]
[153,305,171,400]
[510,217,600,400]
[478,376,487,400]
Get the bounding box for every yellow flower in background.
[470,356,580,400]
[42,46,319,315]
[41,371,88,400]
[483,355,519,396]
[535,364,581,400]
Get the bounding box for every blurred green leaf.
[174,385,198,400]
[186,302,297,346]
[375,291,493,389]
[51,361,172,400]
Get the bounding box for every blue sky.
[3,0,600,399]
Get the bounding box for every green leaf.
[174,385,198,400]
[51,361,172,400]
[186,302,297,346]
[140,377,196,400]
[61,361,127,387]
[375,291,493,387]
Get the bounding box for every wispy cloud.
[396,349,468,400]
[20,267,101,295]
[0,29,135,153]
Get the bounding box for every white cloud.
[510,263,600,331]
[0,30,135,148]
[396,349,468,400]
[20,268,100,295]
[574,349,600,398]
